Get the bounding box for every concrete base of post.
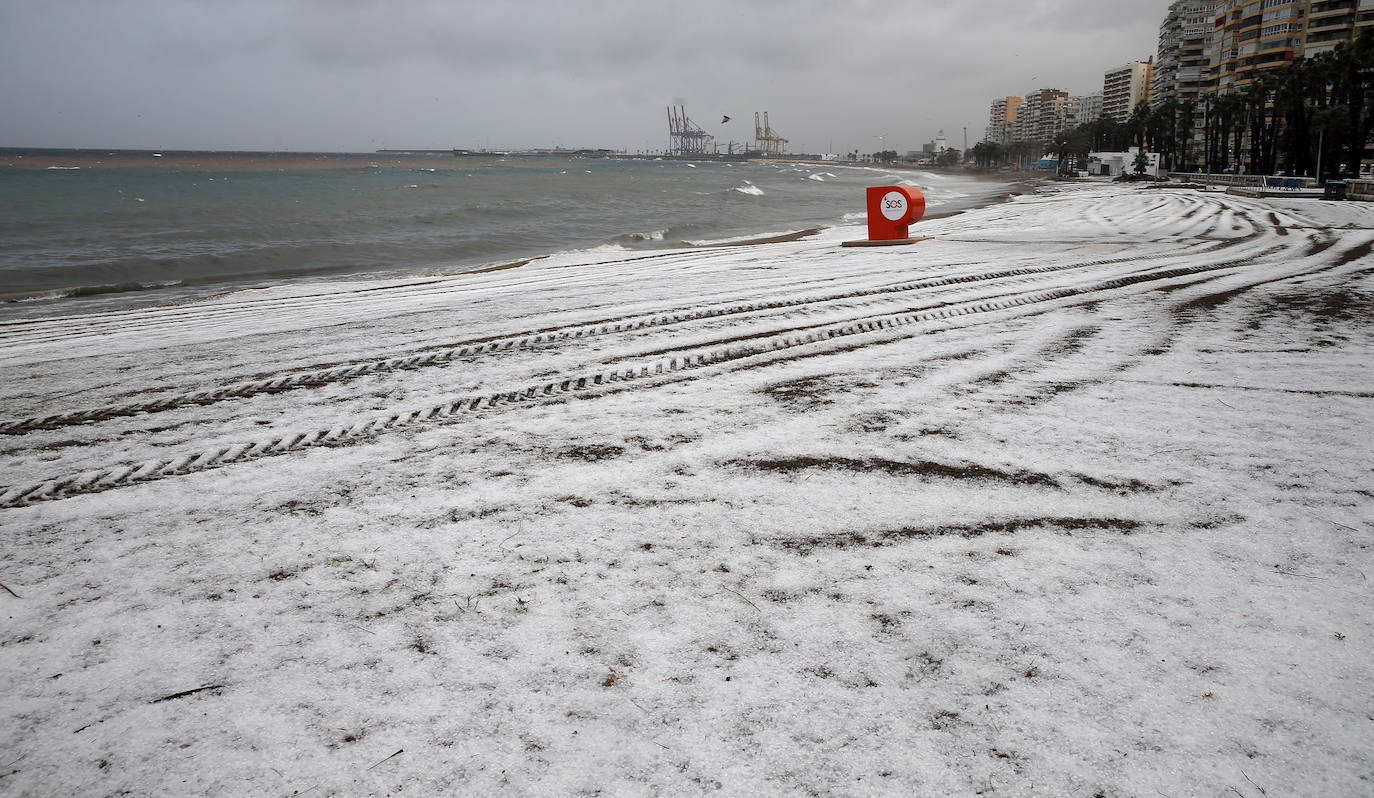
[840,236,932,248]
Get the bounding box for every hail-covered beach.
[2,181,1371,796]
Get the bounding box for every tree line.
[969,32,1373,179]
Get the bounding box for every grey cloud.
[1,0,1171,153]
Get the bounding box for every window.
[1262,6,1303,20]
[1260,21,1302,35]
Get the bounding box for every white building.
[1088,148,1161,177]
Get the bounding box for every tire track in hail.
[0,238,1264,436]
[0,243,1320,508]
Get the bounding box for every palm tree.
[1146,99,1179,170]
[1007,140,1037,171]
[1204,91,1244,173]
[969,141,1004,168]
[1335,31,1374,177]
[1127,100,1152,150]
[1175,99,1197,171]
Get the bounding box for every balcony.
[1307,13,1356,28]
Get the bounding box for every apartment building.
[1102,59,1155,120]
[1015,88,1073,143]
[985,96,1023,146]
[1208,0,1308,90]
[1153,1,1219,104]
[1203,0,1372,92]
[1073,93,1104,125]
[982,90,1074,146]
[1305,0,1374,54]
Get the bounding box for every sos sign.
[865,185,926,241]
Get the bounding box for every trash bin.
[1324,180,1347,200]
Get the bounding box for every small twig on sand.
[1242,771,1269,797]
[1273,568,1325,580]
[1320,517,1360,533]
[721,587,760,612]
[150,684,224,704]
[0,581,20,599]
[367,749,404,770]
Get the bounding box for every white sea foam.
[45,166,81,170]
[684,230,797,246]
[733,182,765,196]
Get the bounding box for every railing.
[1166,172,1319,189]
[1346,179,1374,201]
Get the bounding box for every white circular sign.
[879,190,907,221]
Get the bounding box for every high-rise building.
[1148,1,1372,170]
[1208,0,1306,90]
[1102,59,1155,121]
[1305,0,1374,55]
[985,96,1023,145]
[1154,1,1219,105]
[1203,0,1373,92]
[1073,93,1104,125]
[1015,88,1073,143]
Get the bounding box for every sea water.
[0,150,1013,319]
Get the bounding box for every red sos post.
[842,185,928,247]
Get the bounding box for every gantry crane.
[667,106,713,156]
[754,112,787,158]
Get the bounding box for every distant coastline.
[0,147,1048,176]
[0,148,464,172]
[0,147,837,170]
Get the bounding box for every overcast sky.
[0,0,1168,155]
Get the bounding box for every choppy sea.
[0,149,1013,319]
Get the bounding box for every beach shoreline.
[0,157,1021,315]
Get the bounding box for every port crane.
[754,112,787,158]
[667,106,713,156]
